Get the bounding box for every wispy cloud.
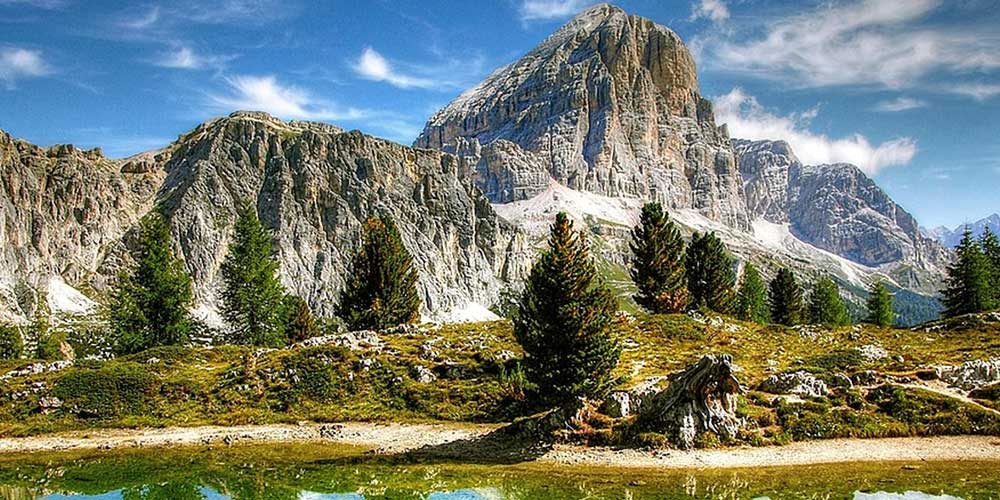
[715,88,917,175]
[518,0,590,22]
[207,75,370,121]
[704,0,1000,91]
[690,0,729,24]
[152,45,231,70]
[352,47,437,89]
[70,127,172,158]
[873,97,927,112]
[949,83,1000,101]
[120,5,160,30]
[0,47,52,89]
[0,0,67,8]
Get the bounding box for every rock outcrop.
[415,3,750,231]
[0,112,531,323]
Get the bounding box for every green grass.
[1,313,999,445]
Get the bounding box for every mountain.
[417,4,947,324]
[0,112,529,325]
[415,3,750,231]
[925,214,1000,248]
[735,139,948,291]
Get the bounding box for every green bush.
[52,363,157,418]
[869,384,1000,435]
[35,331,68,361]
[0,324,23,360]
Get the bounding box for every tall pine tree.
[979,227,1000,306]
[685,231,736,314]
[768,268,803,326]
[629,202,687,313]
[736,262,769,323]
[111,211,193,355]
[941,228,994,317]
[338,215,421,331]
[866,280,895,327]
[514,212,621,408]
[808,276,851,326]
[220,205,287,346]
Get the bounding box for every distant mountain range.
[0,3,952,326]
[924,214,1000,248]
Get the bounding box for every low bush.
[52,362,157,418]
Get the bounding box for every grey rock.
[601,391,634,418]
[936,359,1000,390]
[415,4,750,231]
[759,371,829,398]
[411,365,436,384]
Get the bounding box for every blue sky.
[1,0,998,228]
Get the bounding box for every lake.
[0,444,997,499]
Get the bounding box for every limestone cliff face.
[735,138,948,290]
[415,3,749,230]
[0,130,166,321]
[0,113,529,323]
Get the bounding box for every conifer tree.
[282,294,319,343]
[941,228,994,317]
[685,231,736,314]
[0,324,23,360]
[111,211,193,355]
[808,276,851,326]
[866,280,895,327]
[514,212,621,408]
[736,262,769,323]
[338,215,421,331]
[768,267,803,326]
[220,205,286,346]
[629,202,687,313]
[979,227,1000,305]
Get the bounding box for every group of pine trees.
[110,206,420,355]
[941,227,1000,318]
[626,202,895,327]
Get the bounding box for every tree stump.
[637,354,745,449]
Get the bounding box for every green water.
[0,444,997,499]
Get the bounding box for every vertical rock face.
[0,113,530,323]
[158,112,528,318]
[735,138,948,275]
[415,3,750,231]
[0,131,165,321]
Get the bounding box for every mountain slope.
[414,3,749,231]
[0,112,530,324]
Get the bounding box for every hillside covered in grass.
[2,313,999,447]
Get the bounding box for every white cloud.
[873,97,927,112]
[949,83,1000,101]
[352,47,436,89]
[120,6,160,30]
[706,0,1000,90]
[0,47,52,89]
[0,0,66,8]
[715,88,917,175]
[519,0,590,22]
[153,46,229,70]
[690,0,729,24]
[208,75,369,121]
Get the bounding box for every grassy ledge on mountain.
[1,313,999,449]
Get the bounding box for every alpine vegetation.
[338,215,421,331]
[808,276,851,326]
[629,202,688,313]
[736,262,769,324]
[867,280,895,327]
[514,212,621,409]
[685,232,736,314]
[769,268,803,326]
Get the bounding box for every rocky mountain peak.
[416,3,748,230]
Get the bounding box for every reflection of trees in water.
[122,483,205,500]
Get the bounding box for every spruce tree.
[282,294,319,343]
[808,276,851,326]
[338,215,421,331]
[866,280,895,327]
[768,267,803,326]
[685,231,736,314]
[110,211,193,355]
[979,227,1000,306]
[514,212,621,408]
[0,324,23,360]
[942,228,994,317]
[220,205,286,346]
[629,202,688,313]
[736,262,769,323]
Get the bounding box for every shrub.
[35,331,68,361]
[52,363,157,418]
[0,324,23,360]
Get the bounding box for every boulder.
[411,365,436,384]
[759,371,829,398]
[936,359,1000,390]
